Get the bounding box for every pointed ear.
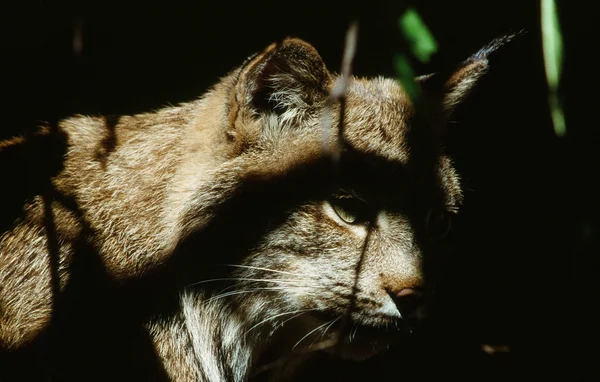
[230,38,332,126]
[417,33,519,116]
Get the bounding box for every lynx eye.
[330,194,370,225]
[426,208,454,240]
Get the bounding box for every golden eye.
[330,194,370,225]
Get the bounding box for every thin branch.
[322,21,359,162]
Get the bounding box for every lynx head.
[184,37,504,366]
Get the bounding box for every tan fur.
[0,37,496,380]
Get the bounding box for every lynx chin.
[0,36,509,381]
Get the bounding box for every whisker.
[202,290,257,305]
[225,264,311,278]
[187,277,309,288]
[203,287,319,306]
[235,278,309,285]
[207,278,304,298]
[350,325,359,342]
[279,310,312,326]
[185,277,248,288]
[243,308,317,337]
[320,315,342,340]
[292,319,336,350]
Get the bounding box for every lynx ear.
[418,34,518,116]
[231,38,332,125]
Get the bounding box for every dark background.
[2,0,594,380]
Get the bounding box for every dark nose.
[387,288,425,320]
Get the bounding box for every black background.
[2,0,594,380]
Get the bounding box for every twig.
[321,21,359,162]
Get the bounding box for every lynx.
[0,37,507,380]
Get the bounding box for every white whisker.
[202,290,257,305]
[292,319,336,350]
[203,286,318,306]
[350,325,359,342]
[279,310,313,326]
[187,277,309,288]
[243,308,317,337]
[225,264,311,278]
[320,315,342,340]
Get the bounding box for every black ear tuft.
[443,31,524,112]
[418,31,523,115]
[469,30,525,61]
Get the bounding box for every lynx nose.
[387,287,424,320]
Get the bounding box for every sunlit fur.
[0,37,498,380]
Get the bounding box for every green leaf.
[394,53,420,104]
[541,0,566,136]
[398,8,438,63]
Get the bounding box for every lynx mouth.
[322,322,414,361]
[298,311,418,361]
[312,309,419,334]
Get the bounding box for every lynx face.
[223,79,463,361]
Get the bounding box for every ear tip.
[279,37,322,57]
[470,29,526,61]
[280,37,314,47]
